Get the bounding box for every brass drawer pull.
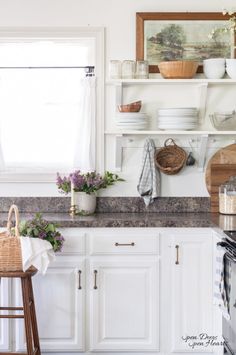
[94,270,98,289]
[78,270,82,290]
[115,242,135,247]
[175,245,180,265]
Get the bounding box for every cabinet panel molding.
[14,259,85,352]
[89,259,159,351]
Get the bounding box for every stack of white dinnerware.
[115,112,148,130]
[157,108,199,130]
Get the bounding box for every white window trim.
[0,27,104,183]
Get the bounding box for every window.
[0,29,102,181]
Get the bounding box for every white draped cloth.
[20,237,55,275]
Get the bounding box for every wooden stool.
[0,269,41,355]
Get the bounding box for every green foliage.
[102,171,125,189]
[19,213,65,252]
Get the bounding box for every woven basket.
[158,60,198,79]
[155,138,187,175]
[0,205,35,272]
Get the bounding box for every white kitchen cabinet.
[14,257,85,352]
[8,227,220,355]
[89,259,159,352]
[162,231,215,354]
[0,278,10,352]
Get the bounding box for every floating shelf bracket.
[115,134,124,171]
[198,134,209,172]
[197,83,208,121]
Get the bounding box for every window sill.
[0,172,60,183]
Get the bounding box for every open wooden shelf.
[106,78,236,172]
[107,78,236,85]
[105,130,236,135]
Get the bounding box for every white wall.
[0,0,235,197]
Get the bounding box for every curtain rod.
[0,65,95,76]
[0,65,95,69]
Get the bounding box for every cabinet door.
[89,259,159,351]
[169,233,213,353]
[0,278,10,351]
[15,258,85,352]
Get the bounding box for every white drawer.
[59,228,85,255]
[89,229,159,255]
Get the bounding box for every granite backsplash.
[0,197,210,213]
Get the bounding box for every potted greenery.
[56,170,124,215]
[19,213,65,252]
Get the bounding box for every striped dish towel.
[137,138,161,206]
[213,245,231,320]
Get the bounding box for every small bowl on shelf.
[117,100,142,112]
[158,60,198,79]
[210,110,236,130]
[203,58,225,79]
[226,59,236,79]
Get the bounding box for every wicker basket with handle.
[155,138,187,175]
[0,204,34,272]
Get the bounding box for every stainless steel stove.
[224,231,236,244]
[218,232,236,355]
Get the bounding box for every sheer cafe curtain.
[0,74,96,173]
[73,76,96,172]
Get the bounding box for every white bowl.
[204,68,225,79]
[226,67,236,78]
[226,59,236,66]
[226,59,236,78]
[203,59,225,79]
[204,58,225,66]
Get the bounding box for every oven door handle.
[225,252,236,263]
[217,242,236,263]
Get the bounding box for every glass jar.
[219,176,236,214]
[109,60,122,79]
[122,60,135,79]
[135,60,149,79]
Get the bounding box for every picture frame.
[136,12,235,73]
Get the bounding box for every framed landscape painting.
[136,12,235,73]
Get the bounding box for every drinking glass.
[136,60,149,79]
[109,60,122,79]
[122,60,135,79]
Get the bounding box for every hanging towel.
[20,237,56,275]
[137,138,161,206]
[213,245,231,320]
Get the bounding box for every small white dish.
[157,108,198,116]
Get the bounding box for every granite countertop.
[0,196,231,230]
[0,212,224,229]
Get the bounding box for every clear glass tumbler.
[109,60,122,79]
[136,60,149,79]
[122,60,135,79]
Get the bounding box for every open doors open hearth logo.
[182,333,224,349]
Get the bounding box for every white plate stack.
[115,112,148,130]
[157,108,199,130]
